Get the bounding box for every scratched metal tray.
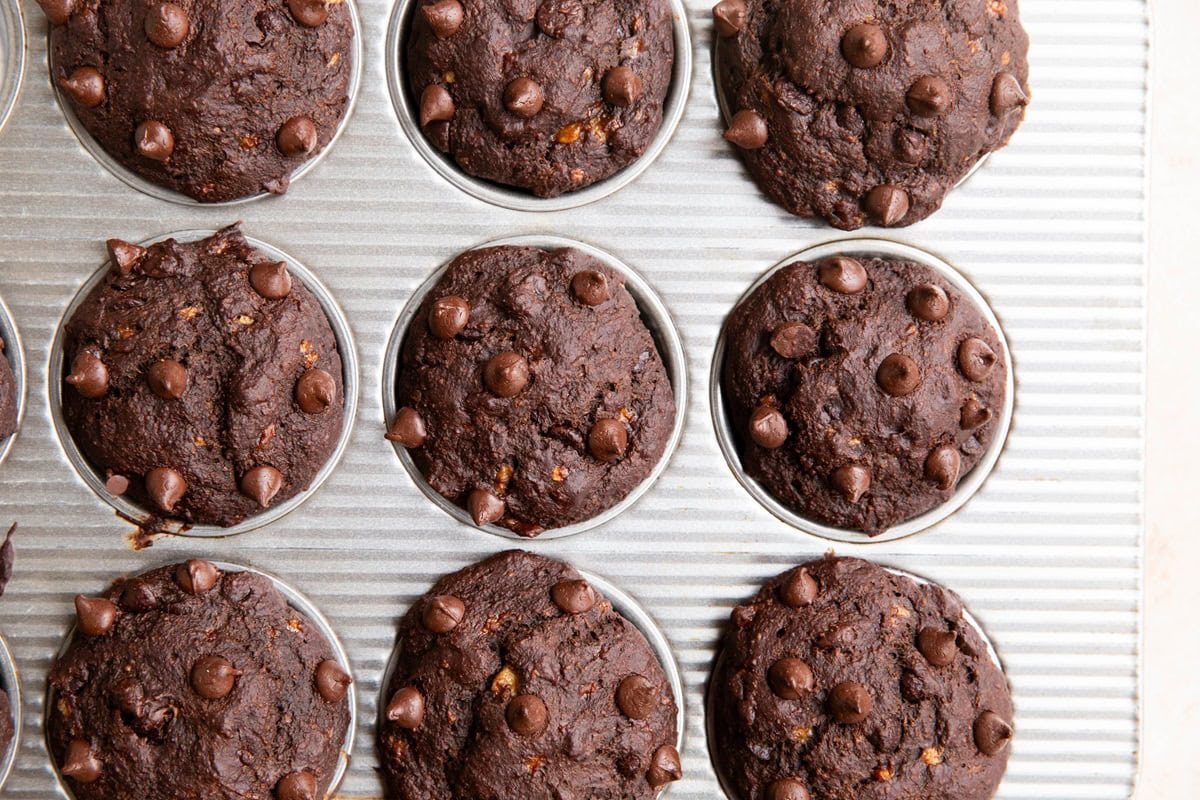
[0,0,1147,796]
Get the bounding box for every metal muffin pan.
[0,0,1147,797]
[0,0,23,138]
[710,237,1015,545]
[46,0,364,206]
[377,565,688,793]
[0,630,23,793]
[382,233,688,540]
[46,229,361,538]
[385,0,693,212]
[0,291,25,468]
[704,563,1008,800]
[43,559,357,800]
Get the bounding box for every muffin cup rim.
[384,0,693,212]
[0,0,25,140]
[704,561,1010,800]
[43,558,357,800]
[46,0,364,207]
[0,292,26,469]
[47,228,361,538]
[709,236,1015,545]
[0,629,24,793]
[382,233,688,541]
[378,563,687,795]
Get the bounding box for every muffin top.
[406,0,674,197]
[711,556,1013,800]
[721,254,1006,535]
[61,225,345,528]
[379,550,681,799]
[0,338,15,443]
[391,245,675,535]
[44,0,354,202]
[713,0,1029,229]
[48,560,352,800]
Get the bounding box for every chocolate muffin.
[389,245,675,535]
[61,225,345,528]
[43,0,354,202]
[0,338,15,445]
[0,687,12,761]
[379,550,681,799]
[711,557,1013,800]
[405,0,674,197]
[48,560,353,800]
[721,254,1006,535]
[713,0,1030,229]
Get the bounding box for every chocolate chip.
[916,627,958,667]
[841,23,887,68]
[175,559,219,593]
[422,594,465,633]
[295,368,337,414]
[420,85,455,126]
[506,694,548,736]
[247,260,293,300]
[815,623,854,650]
[467,488,506,526]
[876,353,921,396]
[386,407,428,448]
[504,77,544,118]
[960,397,991,429]
[779,568,817,608]
[724,109,768,149]
[105,474,130,496]
[147,358,187,400]
[288,0,328,27]
[711,0,746,37]
[974,710,1013,755]
[277,116,318,157]
[107,239,147,274]
[484,351,530,397]
[907,76,952,117]
[616,674,657,720]
[144,3,189,47]
[767,778,812,800]
[990,72,1028,116]
[276,770,318,800]
[61,739,102,782]
[134,120,175,161]
[770,322,817,359]
[387,686,425,728]
[958,337,997,381]
[316,659,352,702]
[828,681,872,724]
[571,270,610,306]
[749,405,788,449]
[240,465,284,508]
[818,256,867,294]
[587,418,628,462]
[120,578,159,611]
[191,655,239,699]
[865,185,910,226]
[145,466,187,512]
[421,0,463,37]
[66,351,108,398]
[428,295,470,338]
[830,464,870,503]
[603,66,643,107]
[37,0,75,25]
[894,127,927,164]
[59,66,105,107]
[907,284,949,322]
[646,744,682,789]
[924,446,960,491]
[551,578,596,614]
[535,0,583,37]
[74,595,117,636]
[768,658,814,700]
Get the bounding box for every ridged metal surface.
[0,0,1146,796]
